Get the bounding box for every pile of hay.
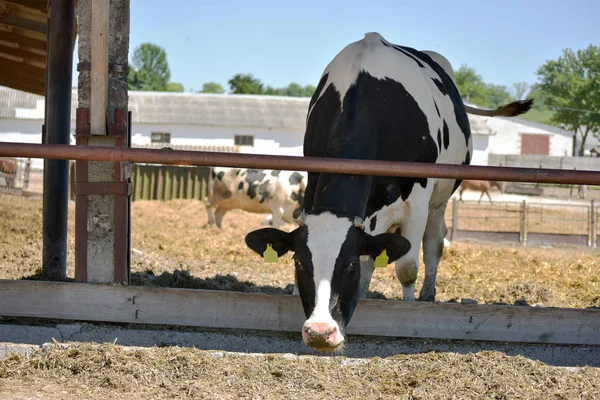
[1,342,599,399]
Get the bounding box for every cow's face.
[245,210,410,352]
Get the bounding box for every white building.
[0,86,574,169]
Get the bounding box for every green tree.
[264,85,284,95]
[513,81,529,100]
[228,73,264,94]
[455,65,488,106]
[128,43,171,91]
[536,44,600,155]
[303,84,317,98]
[484,84,514,108]
[201,82,225,94]
[166,82,184,92]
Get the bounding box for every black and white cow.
[204,167,306,228]
[245,32,532,352]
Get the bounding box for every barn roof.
[0,0,50,96]
[0,85,572,137]
[0,86,311,130]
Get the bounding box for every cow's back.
[303,32,472,214]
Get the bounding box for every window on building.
[234,135,254,146]
[520,134,550,155]
[151,132,171,144]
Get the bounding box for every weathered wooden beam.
[0,76,44,94]
[90,0,109,136]
[0,58,46,82]
[0,23,46,41]
[3,1,47,22]
[0,29,46,51]
[0,42,45,63]
[4,0,48,13]
[0,280,599,346]
[0,13,46,34]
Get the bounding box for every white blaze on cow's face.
[298,212,355,351]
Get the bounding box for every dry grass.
[1,194,599,308]
[0,342,599,400]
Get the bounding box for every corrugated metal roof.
[1,86,571,137]
[0,86,311,131]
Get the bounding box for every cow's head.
[245,209,410,352]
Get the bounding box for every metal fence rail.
[2,142,600,185]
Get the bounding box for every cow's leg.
[393,188,432,301]
[215,206,227,229]
[292,271,300,296]
[205,204,216,226]
[359,255,375,299]
[269,207,285,229]
[419,204,447,301]
[486,190,493,204]
[459,188,464,201]
[478,191,485,204]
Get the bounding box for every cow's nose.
[302,322,344,352]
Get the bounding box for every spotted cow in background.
[244,32,532,352]
[204,167,306,229]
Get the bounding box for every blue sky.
[76,0,599,94]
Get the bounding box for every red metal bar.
[1,142,600,185]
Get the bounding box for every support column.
[42,0,76,281]
[75,0,131,284]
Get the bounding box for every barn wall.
[129,123,305,156]
[477,117,573,165]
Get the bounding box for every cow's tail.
[465,99,533,118]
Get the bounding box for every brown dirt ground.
[0,193,599,308]
[0,342,599,400]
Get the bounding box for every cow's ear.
[358,231,411,263]
[245,228,300,258]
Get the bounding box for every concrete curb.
[1,322,599,367]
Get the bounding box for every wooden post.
[520,199,528,245]
[90,0,109,136]
[590,200,596,248]
[75,0,131,284]
[451,197,458,241]
[23,158,31,189]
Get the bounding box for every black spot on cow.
[431,78,447,96]
[398,45,471,146]
[289,172,304,186]
[443,120,450,150]
[237,182,244,190]
[308,73,330,114]
[245,169,267,199]
[271,170,281,177]
[433,100,440,117]
[217,171,225,180]
[437,128,442,152]
[452,152,472,193]
[380,40,425,68]
[236,169,241,176]
[369,215,377,231]
[258,180,271,203]
[304,70,438,217]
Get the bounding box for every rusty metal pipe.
[1,142,599,186]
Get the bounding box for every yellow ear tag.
[263,244,278,263]
[374,249,389,268]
